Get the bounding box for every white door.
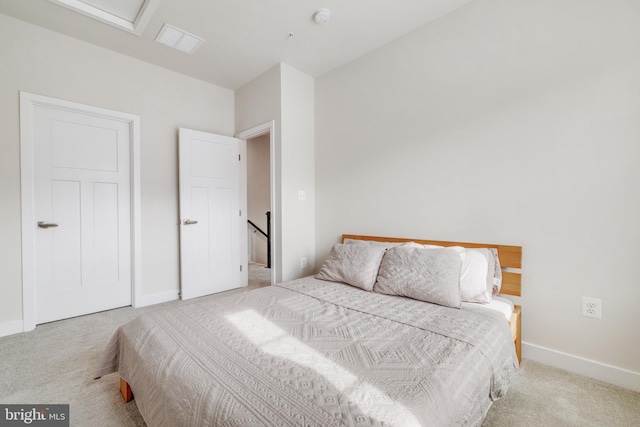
[33,104,132,324]
[179,128,245,300]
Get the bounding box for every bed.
[95,234,522,426]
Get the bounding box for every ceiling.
[0,0,472,90]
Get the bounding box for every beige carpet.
[1,283,638,426]
[248,262,272,287]
[483,359,640,426]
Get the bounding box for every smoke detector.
[314,8,331,24]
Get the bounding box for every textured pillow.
[406,242,500,303]
[373,246,463,308]
[343,238,405,249]
[315,243,387,291]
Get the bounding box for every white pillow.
[315,243,387,291]
[401,241,445,250]
[459,249,493,303]
[491,248,503,296]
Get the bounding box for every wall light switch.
[298,190,306,201]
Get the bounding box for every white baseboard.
[1,291,179,337]
[0,320,24,338]
[134,289,179,308]
[523,341,640,392]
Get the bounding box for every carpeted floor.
[483,359,640,426]
[1,278,638,426]
[248,262,272,287]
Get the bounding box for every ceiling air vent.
[155,24,204,55]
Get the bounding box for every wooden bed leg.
[120,378,133,402]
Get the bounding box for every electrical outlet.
[300,257,307,269]
[582,297,602,319]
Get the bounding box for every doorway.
[236,121,276,286]
[246,132,271,287]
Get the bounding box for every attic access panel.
[48,0,161,35]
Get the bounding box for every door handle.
[183,219,198,225]
[38,221,59,229]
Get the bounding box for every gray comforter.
[95,277,518,426]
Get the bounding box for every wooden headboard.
[341,234,522,297]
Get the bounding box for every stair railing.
[247,211,271,268]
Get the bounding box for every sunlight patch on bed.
[226,309,421,426]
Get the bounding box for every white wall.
[315,0,640,386]
[235,65,283,281]
[0,14,235,333]
[236,63,315,283]
[280,64,316,280]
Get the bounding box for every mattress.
[95,276,518,426]
[462,296,515,321]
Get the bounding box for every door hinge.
[238,154,241,161]
[239,210,241,216]
[240,265,243,272]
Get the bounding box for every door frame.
[19,92,142,331]
[236,121,277,285]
